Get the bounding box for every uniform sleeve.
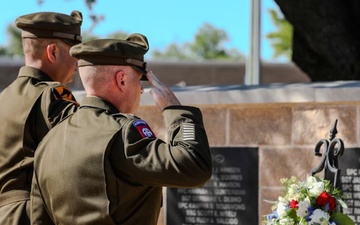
[40,85,79,129]
[30,173,55,225]
[110,105,212,188]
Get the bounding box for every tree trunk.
[274,0,360,81]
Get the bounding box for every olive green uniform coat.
[0,66,78,225]
[31,96,212,225]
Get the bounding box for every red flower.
[290,200,298,209]
[316,192,336,211]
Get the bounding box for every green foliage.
[264,176,354,225]
[0,24,23,57]
[0,1,294,62]
[106,31,128,40]
[266,9,293,60]
[81,30,128,43]
[0,0,104,57]
[7,25,22,56]
[152,43,192,60]
[190,23,229,59]
[331,212,355,225]
[0,47,7,55]
[0,0,246,62]
[0,24,104,57]
[151,23,244,61]
[81,32,100,42]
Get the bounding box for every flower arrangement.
[263,175,354,225]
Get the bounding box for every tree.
[106,31,128,40]
[151,23,244,61]
[266,9,293,60]
[152,43,192,60]
[274,0,360,81]
[0,0,104,58]
[0,24,22,57]
[190,23,231,60]
[0,23,100,58]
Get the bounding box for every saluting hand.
[146,71,181,111]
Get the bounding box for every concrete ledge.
[73,80,360,105]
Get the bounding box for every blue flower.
[265,210,279,220]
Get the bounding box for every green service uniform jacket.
[0,66,78,225]
[31,96,212,225]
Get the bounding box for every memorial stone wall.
[128,81,360,225]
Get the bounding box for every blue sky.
[0,0,285,62]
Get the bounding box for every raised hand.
[146,71,181,110]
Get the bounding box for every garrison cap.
[70,33,149,80]
[15,10,83,46]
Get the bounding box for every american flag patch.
[183,123,195,141]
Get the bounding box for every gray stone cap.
[73,80,360,105]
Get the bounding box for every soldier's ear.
[46,43,57,62]
[115,70,126,91]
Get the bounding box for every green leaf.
[337,198,348,209]
[286,208,298,220]
[266,9,293,60]
[330,212,355,225]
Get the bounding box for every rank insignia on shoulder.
[133,119,156,138]
[52,86,78,104]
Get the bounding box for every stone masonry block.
[137,106,166,140]
[198,105,227,146]
[259,188,284,224]
[259,146,323,187]
[292,104,357,145]
[229,105,292,145]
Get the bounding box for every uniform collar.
[80,96,120,114]
[18,66,53,81]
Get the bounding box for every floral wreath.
[263,175,354,225]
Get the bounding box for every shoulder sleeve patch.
[52,86,78,104]
[132,119,156,138]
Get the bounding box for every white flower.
[308,209,330,225]
[304,176,317,187]
[310,181,325,196]
[298,218,310,225]
[287,183,302,200]
[305,176,324,196]
[276,199,288,218]
[278,217,296,225]
[296,198,311,217]
[263,176,353,225]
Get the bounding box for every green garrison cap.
[70,33,149,80]
[16,10,83,46]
